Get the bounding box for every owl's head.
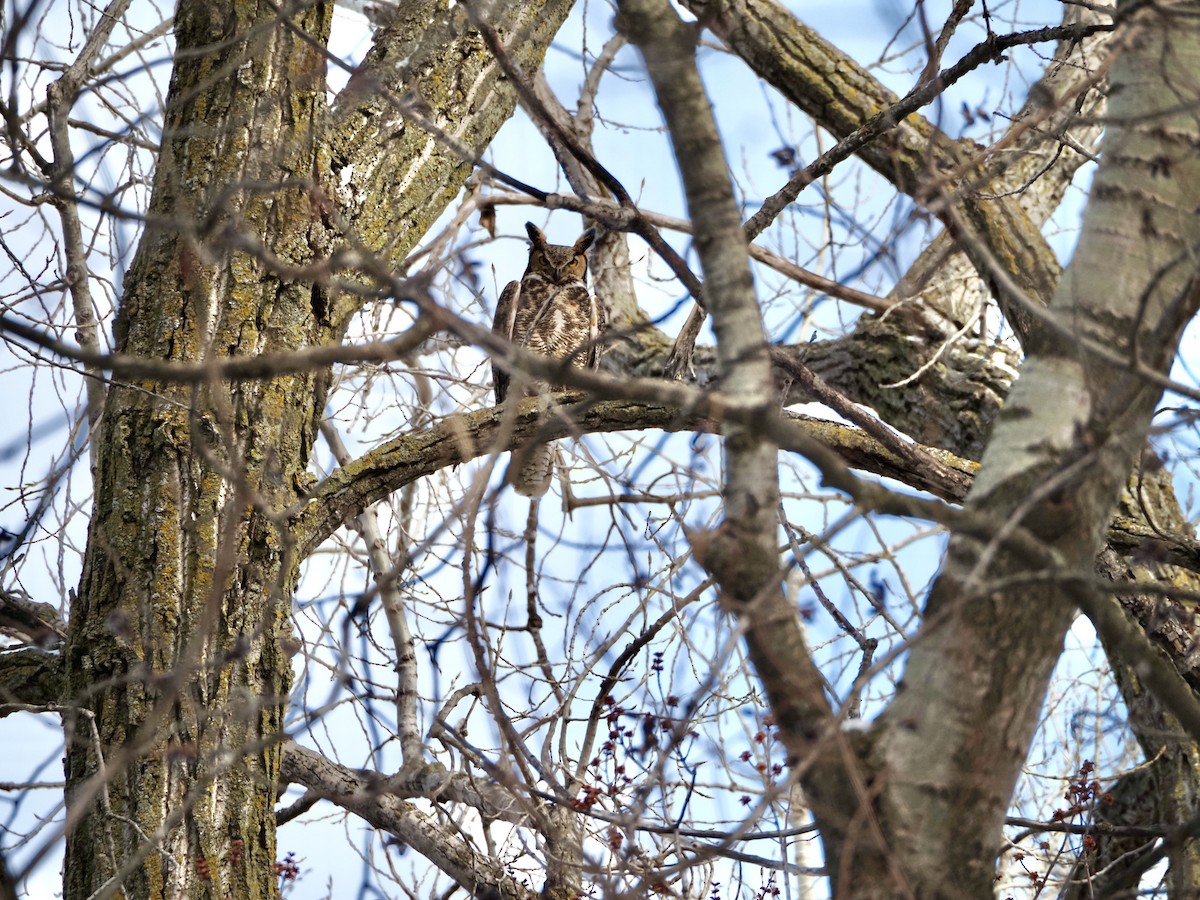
[523,222,595,285]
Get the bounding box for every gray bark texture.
[871,3,1200,896]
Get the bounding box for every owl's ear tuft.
[525,222,549,248]
[573,229,596,255]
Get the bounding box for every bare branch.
[280,743,539,900]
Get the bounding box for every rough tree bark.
[60,0,572,896]
[65,4,337,893]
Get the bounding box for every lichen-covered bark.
[0,648,63,710]
[65,3,336,896]
[1074,475,1200,896]
[63,0,575,897]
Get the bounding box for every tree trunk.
[64,2,336,895]
[62,0,574,895]
[867,3,1200,896]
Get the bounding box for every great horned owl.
[492,221,605,497]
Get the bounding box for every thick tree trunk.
[63,3,336,896]
[61,0,575,896]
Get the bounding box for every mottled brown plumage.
[492,222,605,496]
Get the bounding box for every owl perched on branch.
[492,222,606,497]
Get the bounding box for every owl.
[492,221,605,497]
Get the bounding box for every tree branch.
[279,742,539,900]
[0,648,63,715]
[682,0,1117,345]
